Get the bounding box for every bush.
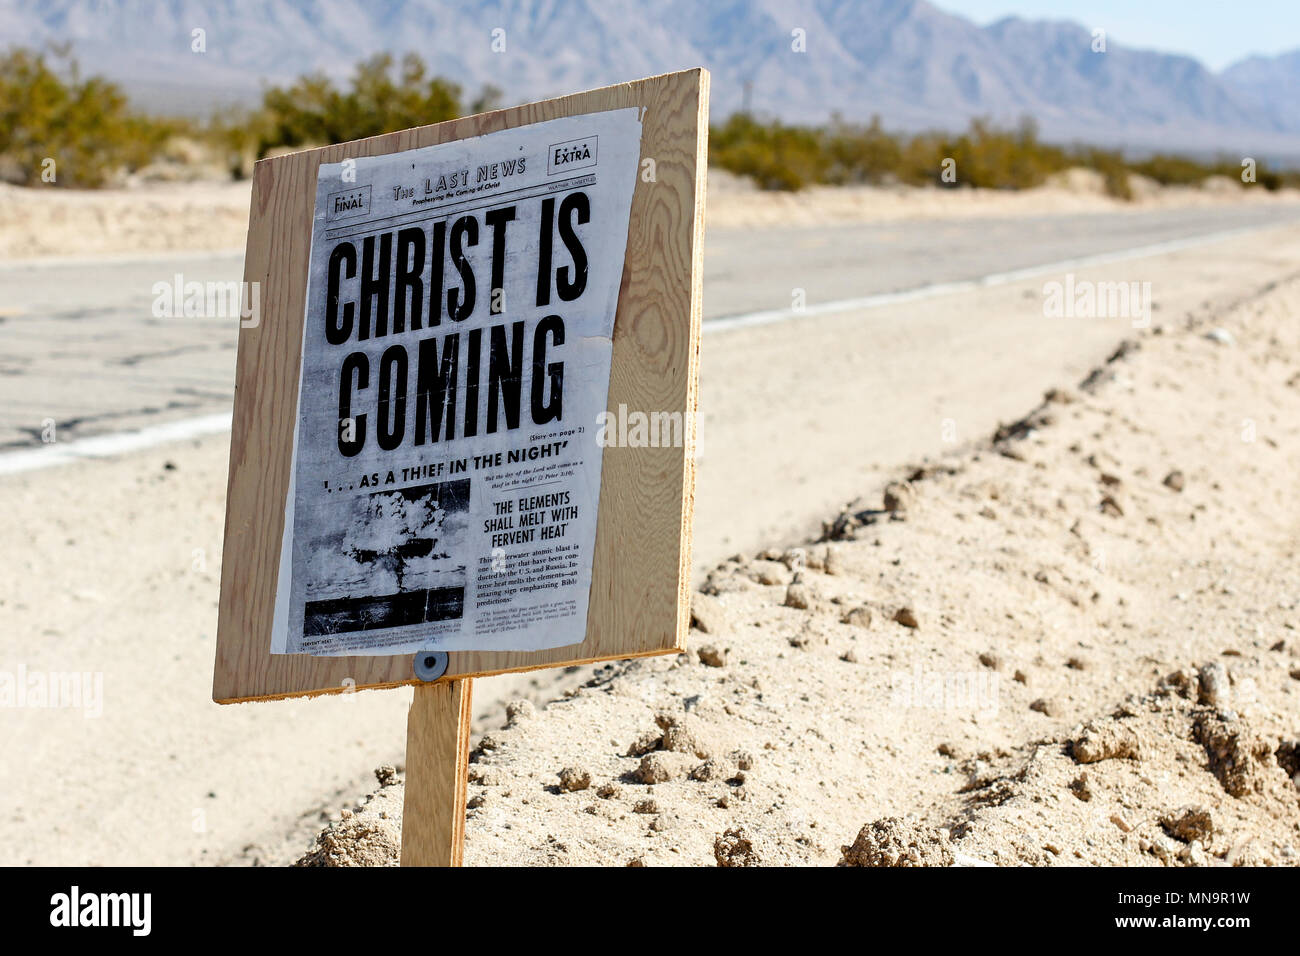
[708,113,1296,200]
[5,43,1295,197]
[1076,147,1134,200]
[1130,153,1227,186]
[0,47,500,186]
[246,52,502,160]
[711,114,1083,193]
[939,117,1070,190]
[1256,164,1300,191]
[0,45,174,187]
[710,113,828,190]
[822,115,904,185]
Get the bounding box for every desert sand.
[3,168,1296,260]
[295,266,1300,867]
[2,179,1299,867]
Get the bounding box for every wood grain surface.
[399,678,473,866]
[214,68,708,702]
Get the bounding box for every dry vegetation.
[3,44,1295,196]
[710,112,1300,196]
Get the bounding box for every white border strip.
[0,248,245,272]
[0,413,231,476]
[0,218,1284,477]
[704,222,1279,333]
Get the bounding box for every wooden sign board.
[213,69,708,703]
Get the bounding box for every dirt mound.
[296,769,402,867]
[949,672,1300,866]
[838,817,955,867]
[293,274,1300,867]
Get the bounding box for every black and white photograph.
[301,478,470,641]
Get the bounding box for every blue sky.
[933,0,1298,70]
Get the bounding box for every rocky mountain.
[1222,50,1300,136]
[2,0,1297,156]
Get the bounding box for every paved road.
[2,202,1299,450]
[703,203,1300,316]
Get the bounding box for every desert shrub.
[711,114,1080,192]
[822,115,903,185]
[249,52,501,159]
[709,111,1300,198]
[6,43,1294,196]
[710,112,829,190]
[205,104,261,179]
[1075,147,1134,200]
[936,117,1069,190]
[895,132,949,186]
[1256,163,1300,191]
[0,45,173,187]
[1130,153,1216,186]
[1129,153,1300,191]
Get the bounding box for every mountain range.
[2,0,1298,158]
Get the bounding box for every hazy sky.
[933,0,1298,70]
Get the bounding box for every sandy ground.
[707,167,1300,230]
[3,170,1300,865]
[3,169,1296,259]
[693,224,1300,563]
[295,266,1300,867]
[2,218,1298,866]
[0,181,254,259]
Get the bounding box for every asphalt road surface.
[3,202,1299,450]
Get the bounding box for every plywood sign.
[214,69,708,703]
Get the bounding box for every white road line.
[0,413,231,476]
[0,218,1287,476]
[0,248,245,271]
[704,221,1282,333]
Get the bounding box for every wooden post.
[400,678,473,866]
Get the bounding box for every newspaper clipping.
[270,109,642,656]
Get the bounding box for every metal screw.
[413,650,449,682]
